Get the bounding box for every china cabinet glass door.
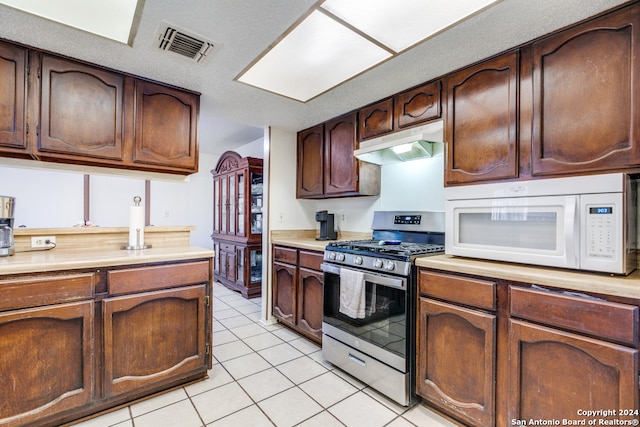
[237,172,245,236]
[229,175,236,235]
[251,172,263,235]
[213,179,220,233]
[221,176,227,234]
[236,247,245,285]
[250,249,262,283]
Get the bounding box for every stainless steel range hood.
[354,121,443,165]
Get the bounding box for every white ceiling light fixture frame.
[321,0,501,53]
[237,0,501,103]
[237,9,392,103]
[0,0,142,45]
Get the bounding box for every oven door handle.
[321,263,406,290]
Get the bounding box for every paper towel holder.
[122,196,152,250]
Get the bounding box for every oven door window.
[323,271,407,358]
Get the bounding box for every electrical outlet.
[31,236,56,248]
[341,212,347,223]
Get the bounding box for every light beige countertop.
[0,246,214,275]
[1,226,213,275]
[416,254,640,300]
[270,230,371,252]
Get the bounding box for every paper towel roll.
[128,205,145,248]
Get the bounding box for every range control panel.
[394,215,421,225]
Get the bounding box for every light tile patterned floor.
[72,282,459,427]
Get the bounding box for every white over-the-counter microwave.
[445,173,637,275]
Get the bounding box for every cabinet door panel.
[272,261,296,326]
[133,80,198,171]
[359,98,393,140]
[395,81,441,129]
[297,267,323,342]
[0,301,94,426]
[297,124,324,198]
[324,113,358,195]
[0,41,26,151]
[39,54,124,160]
[226,250,237,283]
[508,320,638,423]
[445,52,518,185]
[103,285,206,397]
[417,298,495,427]
[531,5,640,175]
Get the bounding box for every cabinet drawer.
[0,273,94,311]
[219,243,235,252]
[510,286,639,345]
[108,261,210,295]
[418,270,496,311]
[274,246,297,264]
[299,250,323,270]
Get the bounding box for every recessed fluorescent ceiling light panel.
[238,10,392,103]
[238,0,499,102]
[322,0,500,53]
[0,0,139,44]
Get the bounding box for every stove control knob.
[354,256,363,265]
[373,259,383,268]
[384,261,396,271]
[328,252,336,260]
[336,253,346,262]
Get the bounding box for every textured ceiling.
[0,0,630,154]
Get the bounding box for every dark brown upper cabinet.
[0,41,200,175]
[0,41,27,155]
[360,81,442,142]
[394,80,442,129]
[296,123,324,198]
[133,80,199,173]
[359,98,393,140]
[324,113,359,196]
[296,114,380,199]
[445,51,519,185]
[39,54,125,162]
[530,3,640,176]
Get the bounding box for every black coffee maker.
[315,210,337,241]
[0,196,15,257]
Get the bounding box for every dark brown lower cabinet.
[272,260,296,327]
[0,258,212,427]
[508,320,638,423]
[0,301,94,427]
[272,246,323,343]
[417,268,640,427]
[103,284,207,397]
[296,265,323,340]
[416,297,496,427]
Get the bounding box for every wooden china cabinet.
[212,151,263,298]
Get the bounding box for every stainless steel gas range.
[321,211,445,406]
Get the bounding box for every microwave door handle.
[564,196,579,268]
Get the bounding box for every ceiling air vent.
[156,23,215,63]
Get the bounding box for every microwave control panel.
[586,206,615,259]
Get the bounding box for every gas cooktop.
[322,211,446,275]
[326,239,445,258]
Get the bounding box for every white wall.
[0,165,84,227]
[0,137,264,248]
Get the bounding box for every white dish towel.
[339,268,367,319]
